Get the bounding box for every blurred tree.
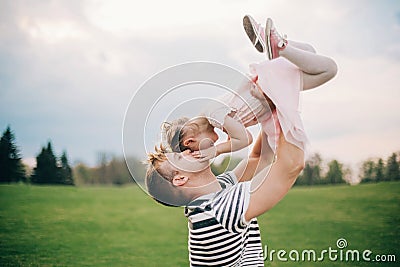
[96,152,111,184]
[296,153,322,185]
[107,157,132,185]
[325,160,345,184]
[342,165,353,184]
[127,156,145,185]
[31,142,73,185]
[73,163,94,185]
[73,156,138,186]
[60,151,74,185]
[359,159,376,183]
[385,153,399,181]
[31,142,59,184]
[374,158,385,182]
[0,126,26,182]
[298,163,313,185]
[311,153,323,183]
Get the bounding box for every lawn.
[0,182,399,266]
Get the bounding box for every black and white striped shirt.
[185,172,264,266]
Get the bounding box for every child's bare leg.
[279,45,337,90]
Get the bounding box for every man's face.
[164,149,210,174]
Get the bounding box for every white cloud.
[84,0,256,37]
[19,17,89,44]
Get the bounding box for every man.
[146,130,304,266]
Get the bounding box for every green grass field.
[0,182,399,267]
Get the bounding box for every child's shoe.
[243,15,266,53]
[265,18,288,60]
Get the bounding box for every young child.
[162,17,337,161]
[161,78,273,161]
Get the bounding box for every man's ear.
[183,138,195,147]
[172,175,189,187]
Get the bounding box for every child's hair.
[162,116,214,152]
[145,145,190,207]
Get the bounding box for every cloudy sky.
[1,0,400,175]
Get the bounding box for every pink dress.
[203,57,308,152]
[202,78,270,130]
[250,57,308,152]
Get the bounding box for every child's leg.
[287,40,316,54]
[265,18,337,90]
[280,45,337,90]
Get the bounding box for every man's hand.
[250,83,266,103]
[191,146,219,162]
[250,82,276,111]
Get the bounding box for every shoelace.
[271,27,288,48]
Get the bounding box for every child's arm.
[193,115,253,162]
[219,115,254,154]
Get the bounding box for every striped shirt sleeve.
[212,181,252,233]
[216,171,238,186]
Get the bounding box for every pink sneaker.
[243,15,266,53]
[265,18,288,60]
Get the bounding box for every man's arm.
[233,131,274,182]
[244,132,304,221]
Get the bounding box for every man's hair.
[162,116,213,152]
[145,145,191,207]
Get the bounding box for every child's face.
[187,130,219,152]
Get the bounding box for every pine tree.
[385,153,400,181]
[0,126,26,182]
[31,141,59,184]
[60,151,74,185]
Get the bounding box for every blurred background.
[0,1,399,266]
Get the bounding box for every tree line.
[210,153,353,186]
[0,126,73,185]
[207,152,399,186]
[295,153,352,186]
[297,152,399,185]
[359,153,400,183]
[1,125,399,186]
[73,153,141,186]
